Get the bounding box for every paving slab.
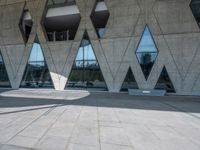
[0,89,200,150]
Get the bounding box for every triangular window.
[121,67,138,91]
[0,52,11,88]
[190,0,200,28]
[155,67,176,93]
[66,31,107,90]
[20,36,54,88]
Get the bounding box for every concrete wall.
[0,0,200,95]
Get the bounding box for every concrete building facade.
[0,0,200,95]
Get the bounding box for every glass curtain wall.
[20,36,54,88]
[66,31,107,90]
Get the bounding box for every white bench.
[128,89,166,96]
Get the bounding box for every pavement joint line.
[112,105,137,150]
[32,104,70,148]
[64,104,88,150]
[4,104,57,144]
[160,100,200,120]
[96,99,102,150]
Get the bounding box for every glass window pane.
[20,36,54,88]
[155,67,176,93]
[0,52,11,87]
[136,25,158,80]
[121,68,138,91]
[66,31,107,90]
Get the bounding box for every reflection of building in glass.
[140,53,151,65]
[20,36,54,88]
[66,31,107,90]
[136,25,158,80]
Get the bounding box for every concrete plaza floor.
[0,89,200,150]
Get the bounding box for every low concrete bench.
[128,89,166,96]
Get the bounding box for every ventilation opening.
[0,51,11,88]
[155,66,176,93]
[19,9,33,43]
[20,36,54,88]
[190,0,200,28]
[90,0,110,38]
[42,1,81,41]
[121,67,138,92]
[136,25,158,80]
[66,31,107,91]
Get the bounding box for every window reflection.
[136,25,158,80]
[66,32,107,90]
[155,67,175,93]
[121,68,138,92]
[20,37,54,88]
[0,52,11,87]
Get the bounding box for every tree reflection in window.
[0,52,11,88]
[66,31,107,90]
[136,25,158,80]
[20,36,54,88]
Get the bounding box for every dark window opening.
[43,3,81,41]
[0,52,11,88]
[19,9,33,43]
[121,68,138,92]
[90,0,110,38]
[190,0,200,28]
[155,67,176,93]
[20,36,54,88]
[136,25,158,80]
[66,31,107,91]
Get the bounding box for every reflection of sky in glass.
[76,44,96,61]
[136,26,158,53]
[29,43,44,62]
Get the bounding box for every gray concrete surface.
[0,89,200,150]
[0,0,200,94]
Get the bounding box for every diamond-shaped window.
[136,25,158,80]
[42,0,81,41]
[190,0,200,28]
[90,0,110,38]
[19,6,33,43]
